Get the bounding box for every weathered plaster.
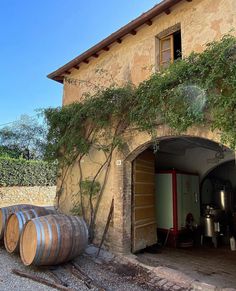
[62,0,236,105]
[57,0,236,253]
[58,123,230,253]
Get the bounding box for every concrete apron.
[84,245,236,291]
[120,254,236,291]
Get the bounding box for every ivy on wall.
[0,157,57,187]
[44,35,236,157]
[43,35,236,240]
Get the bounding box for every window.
[159,30,182,68]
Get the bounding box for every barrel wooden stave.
[4,208,56,253]
[0,204,43,240]
[20,214,88,266]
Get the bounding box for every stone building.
[48,0,236,254]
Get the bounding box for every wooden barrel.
[4,208,56,253]
[20,214,88,266]
[0,204,42,241]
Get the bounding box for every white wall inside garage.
[156,146,235,182]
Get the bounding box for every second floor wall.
[62,0,236,105]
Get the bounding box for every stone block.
[191,281,217,291]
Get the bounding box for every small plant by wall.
[0,157,57,187]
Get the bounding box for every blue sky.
[0,0,160,125]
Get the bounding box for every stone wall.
[0,186,56,207]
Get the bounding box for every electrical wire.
[0,114,38,128]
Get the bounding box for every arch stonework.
[124,125,223,162]
[201,158,235,181]
[112,125,228,254]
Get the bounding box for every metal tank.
[233,212,236,234]
[203,215,215,237]
[215,189,233,212]
[203,205,223,221]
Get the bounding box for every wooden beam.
[64,265,91,289]
[146,20,153,26]
[74,65,80,70]
[48,270,68,287]
[12,269,72,291]
[54,76,64,83]
[97,198,114,257]
[165,8,171,15]
[116,38,122,44]
[65,71,71,75]
[130,30,137,35]
[93,53,99,58]
[83,59,89,64]
[70,262,105,291]
[103,47,110,51]
[186,0,192,2]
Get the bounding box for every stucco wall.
[62,0,236,105]
[57,0,236,253]
[0,186,56,208]
[57,124,228,252]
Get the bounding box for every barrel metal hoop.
[64,215,76,261]
[34,219,45,265]
[37,218,46,265]
[75,216,88,241]
[53,216,61,264]
[74,217,83,252]
[79,216,88,239]
[0,209,7,238]
[24,210,31,221]
[41,216,53,263]
[15,212,24,233]
[74,216,88,252]
[33,219,41,265]
[31,208,38,218]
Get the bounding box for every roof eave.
[47,0,188,82]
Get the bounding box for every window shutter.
[160,34,174,68]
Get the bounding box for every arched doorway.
[124,135,235,253]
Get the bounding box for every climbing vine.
[43,35,236,241]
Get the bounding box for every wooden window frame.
[155,23,181,71]
[159,34,174,68]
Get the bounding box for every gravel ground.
[75,255,157,291]
[0,246,54,291]
[0,246,159,291]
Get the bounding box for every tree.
[0,115,47,160]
